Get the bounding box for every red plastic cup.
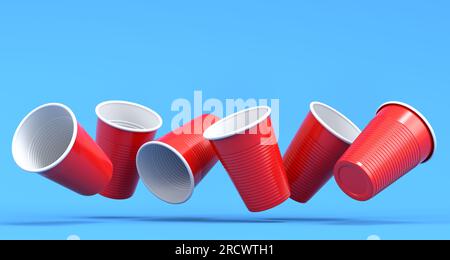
[283,102,361,203]
[136,114,219,204]
[12,103,113,196]
[96,101,163,200]
[203,106,290,212]
[334,101,436,201]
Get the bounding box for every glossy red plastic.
[96,101,162,200]
[204,107,290,212]
[284,102,361,203]
[45,124,114,195]
[12,103,113,196]
[137,114,219,204]
[334,102,436,201]
[159,115,219,185]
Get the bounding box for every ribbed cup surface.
[284,135,341,203]
[218,142,290,212]
[336,115,422,199]
[99,138,142,199]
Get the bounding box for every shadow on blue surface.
[86,216,283,224]
[2,220,99,226]
[265,217,415,226]
[86,216,419,225]
[1,216,434,227]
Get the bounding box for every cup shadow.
[2,220,99,227]
[85,216,283,224]
[1,216,431,227]
[264,217,417,226]
[80,216,419,226]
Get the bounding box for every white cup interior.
[12,104,77,172]
[310,102,361,144]
[96,101,162,132]
[136,141,194,204]
[203,106,271,140]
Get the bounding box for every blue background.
[1,0,449,240]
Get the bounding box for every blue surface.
[1,0,449,240]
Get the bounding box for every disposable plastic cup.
[283,102,361,203]
[137,114,219,204]
[203,106,290,212]
[12,103,113,195]
[96,101,162,200]
[334,101,436,201]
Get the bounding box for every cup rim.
[12,103,78,173]
[377,101,436,162]
[136,140,195,204]
[96,100,163,133]
[203,106,272,141]
[310,101,361,145]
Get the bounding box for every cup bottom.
[334,161,374,201]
